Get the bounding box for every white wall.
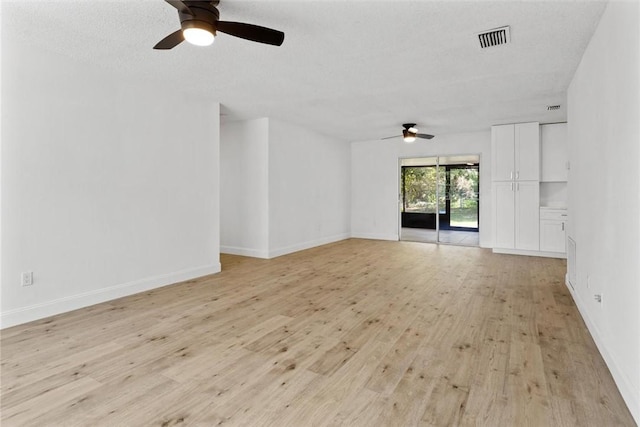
[351,131,492,247]
[220,118,351,259]
[220,119,269,258]
[351,139,402,241]
[268,119,351,257]
[567,1,639,422]
[1,37,221,328]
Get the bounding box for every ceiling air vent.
[477,26,510,49]
[547,105,561,111]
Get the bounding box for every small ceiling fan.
[382,123,435,143]
[154,0,285,50]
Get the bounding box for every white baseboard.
[0,263,221,329]
[564,275,640,424]
[350,232,399,242]
[220,245,269,259]
[268,233,350,258]
[493,247,567,259]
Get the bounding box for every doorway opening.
[399,155,480,246]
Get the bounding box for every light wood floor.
[1,239,635,426]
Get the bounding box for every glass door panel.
[400,155,480,247]
[401,165,438,242]
[400,157,439,243]
[402,166,437,215]
[449,166,479,230]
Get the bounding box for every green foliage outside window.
[402,166,479,213]
[402,167,439,213]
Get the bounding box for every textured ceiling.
[2,0,606,141]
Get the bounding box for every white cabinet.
[493,181,540,250]
[492,122,541,253]
[539,123,568,215]
[493,182,516,248]
[541,123,568,182]
[515,123,541,181]
[492,125,516,181]
[540,208,567,253]
[492,122,568,258]
[515,182,540,250]
[491,122,540,182]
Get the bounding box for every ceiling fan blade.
[165,0,194,16]
[381,135,400,140]
[154,30,185,50]
[417,133,435,140]
[216,21,284,46]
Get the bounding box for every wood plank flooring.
[1,239,635,426]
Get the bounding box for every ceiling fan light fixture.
[183,22,215,46]
[403,129,417,143]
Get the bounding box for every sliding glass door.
[400,155,480,246]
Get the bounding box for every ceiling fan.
[382,123,435,143]
[154,0,285,50]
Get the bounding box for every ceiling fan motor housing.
[402,123,418,138]
[403,129,416,139]
[179,2,219,34]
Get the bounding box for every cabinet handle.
[516,171,519,179]
[562,223,565,231]
[511,182,514,191]
[510,171,513,180]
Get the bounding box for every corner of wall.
[267,233,350,259]
[564,275,640,423]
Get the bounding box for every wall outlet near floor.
[21,272,33,287]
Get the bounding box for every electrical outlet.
[21,272,33,287]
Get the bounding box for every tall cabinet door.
[515,182,540,250]
[515,122,540,181]
[491,124,515,181]
[493,182,515,248]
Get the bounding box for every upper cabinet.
[540,123,568,182]
[491,125,516,181]
[491,122,540,182]
[515,123,540,181]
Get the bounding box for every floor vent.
[477,26,510,49]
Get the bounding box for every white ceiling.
[3,0,607,141]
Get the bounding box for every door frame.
[397,153,482,244]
